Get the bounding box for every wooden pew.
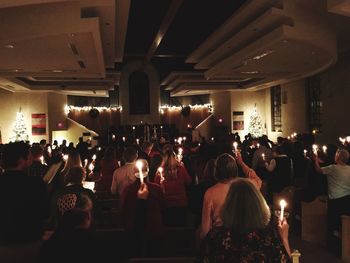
[96,209,122,228]
[301,196,328,246]
[342,215,350,262]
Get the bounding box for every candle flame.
[280,199,287,208]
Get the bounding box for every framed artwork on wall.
[32,113,46,135]
[232,111,244,130]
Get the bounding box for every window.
[307,77,322,132]
[271,86,282,132]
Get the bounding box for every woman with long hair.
[154,150,191,226]
[196,178,291,262]
[95,147,119,192]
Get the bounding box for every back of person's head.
[2,142,30,170]
[123,146,138,163]
[162,143,174,154]
[336,149,350,164]
[215,153,238,181]
[202,158,217,182]
[222,178,271,234]
[30,144,43,159]
[103,147,116,161]
[142,142,153,152]
[164,154,178,180]
[65,166,86,185]
[62,150,82,174]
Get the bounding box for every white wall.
[0,91,49,143]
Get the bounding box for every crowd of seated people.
[0,131,349,262]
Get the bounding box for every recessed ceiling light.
[4,44,14,49]
[52,69,63,73]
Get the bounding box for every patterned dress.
[196,224,290,263]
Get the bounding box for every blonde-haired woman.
[196,179,291,263]
[154,151,191,226]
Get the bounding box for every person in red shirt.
[154,151,192,226]
[120,159,165,256]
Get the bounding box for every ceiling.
[0,0,350,97]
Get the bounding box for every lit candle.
[88,163,94,172]
[178,138,182,145]
[158,167,164,182]
[257,143,260,148]
[122,136,126,142]
[40,156,44,164]
[339,137,345,145]
[262,153,265,161]
[112,134,116,140]
[132,126,135,130]
[280,199,287,221]
[98,147,101,151]
[287,136,290,140]
[136,160,144,184]
[47,146,52,155]
[183,137,186,141]
[211,137,214,142]
[304,149,307,157]
[84,159,88,168]
[322,145,327,154]
[136,138,140,145]
[92,154,96,161]
[63,154,68,161]
[347,136,350,143]
[233,142,238,152]
[312,144,318,156]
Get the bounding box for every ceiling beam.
[143,0,184,65]
[115,0,131,62]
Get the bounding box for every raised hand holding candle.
[280,199,287,221]
[136,160,144,184]
[88,163,94,172]
[158,167,164,182]
[322,145,327,154]
[312,144,318,156]
[233,142,238,153]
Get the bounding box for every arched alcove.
[129,71,150,115]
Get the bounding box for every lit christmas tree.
[248,104,265,138]
[12,108,29,142]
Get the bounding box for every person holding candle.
[313,148,350,248]
[120,159,165,257]
[94,147,119,192]
[110,146,138,197]
[28,143,49,178]
[154,150,192,226]
[200,152,262,240]
[196,179,291,262]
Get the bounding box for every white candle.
[136,138,140,145]
[84,159,88,168]
[280,199,287,221]
[47,146,52,155]
[257,143,260,148]
[158,167,164,181]
[304,149,307,157]
[122,136,126,142]
[312,144,318,156]
[136,160,144,184]
[92,154,96,161]
[63,154,68,161]
[322,145,327,154]
[347,136,350,143]
[262,153,265,161]
[40,156,44,164]
[233,142,238,152]
[88,163,94,172]
[112,134,116,139]
[211,137,214,142]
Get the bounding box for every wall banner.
[32,113,46,135]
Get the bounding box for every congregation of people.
[0,130,350,263]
